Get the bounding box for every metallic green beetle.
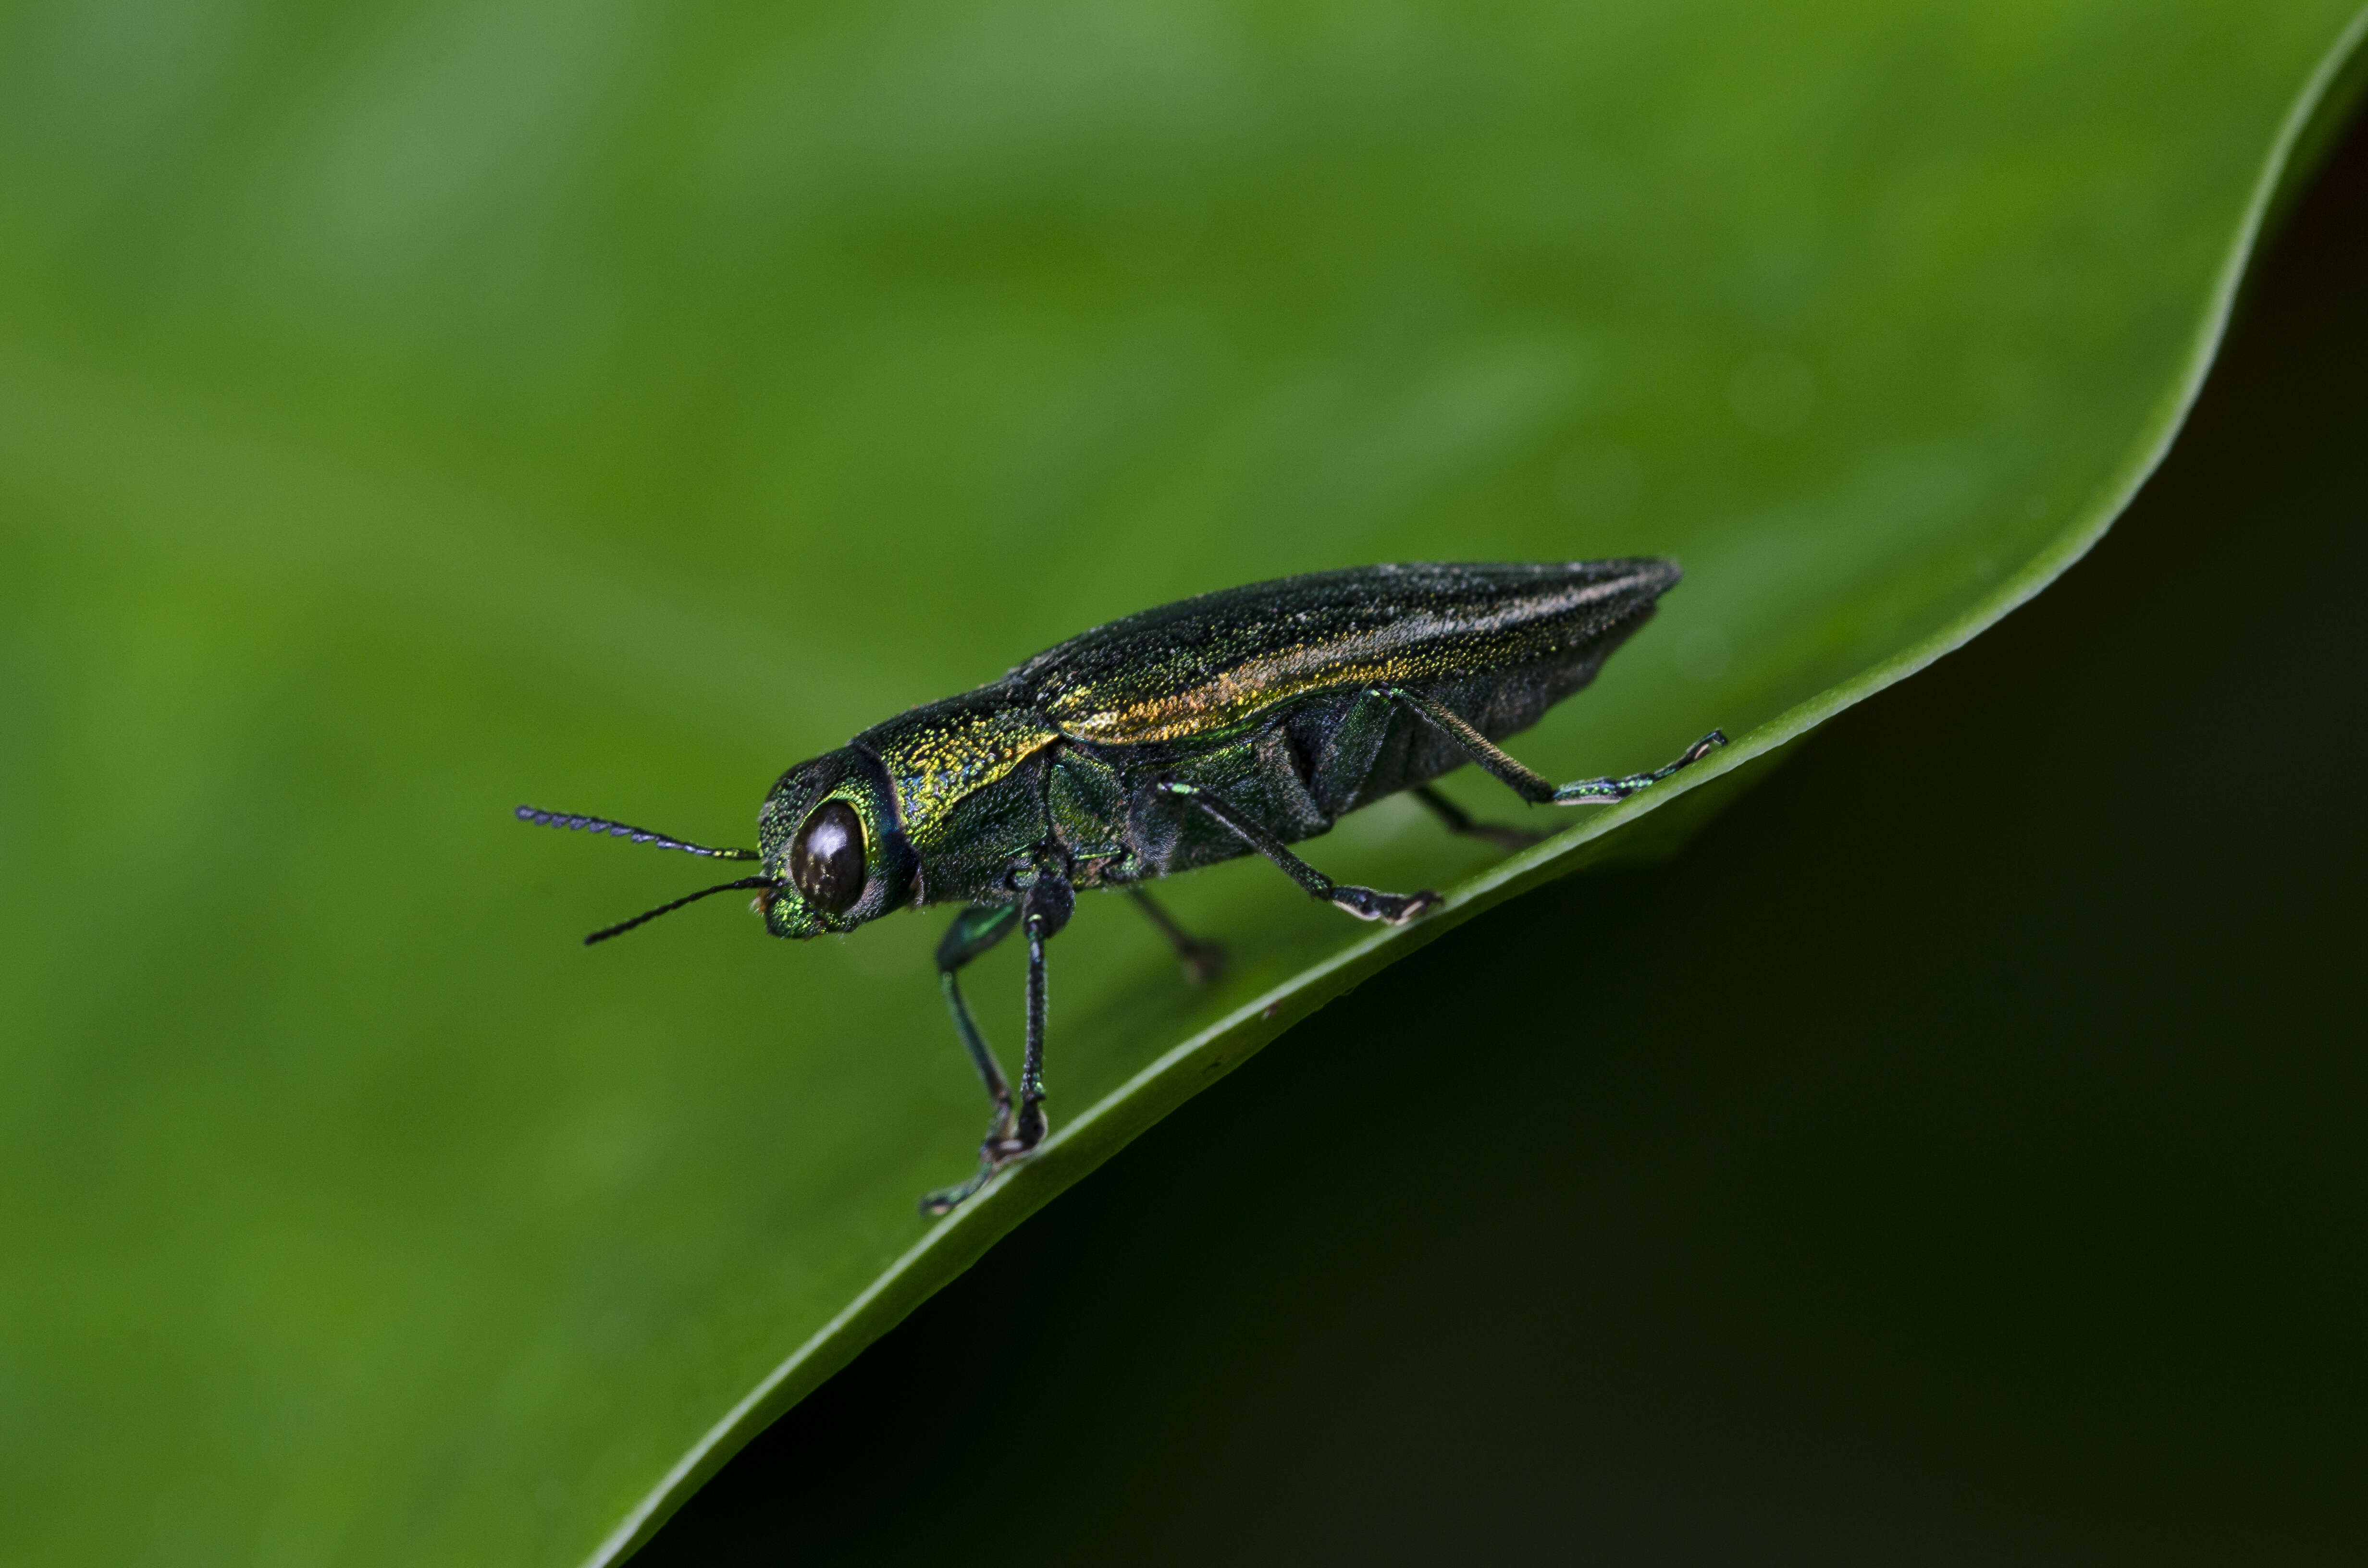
[520,560,1722,1212]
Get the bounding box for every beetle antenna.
[515,805,760,861]
[584,876,776,945]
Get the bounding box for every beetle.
[519,559,1724,1212]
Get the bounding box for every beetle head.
[755,747,915,939]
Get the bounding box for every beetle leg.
[921,874,1073,1215]
[1308,688,1398,812]
[942,967,1013,1129]
[1383,686,1727,808]
[1008,871,1073,1150]
[936,901,1021,1115]
[1127,886,1228,984]
[1004,906,1054,1156]
[1411,784,1546,851]
[922,903,1022,1215]
[1542,730,1729,803]
[1156,781,1440,925]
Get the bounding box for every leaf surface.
[0,2,2360,1563]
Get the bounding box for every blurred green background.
[1,1,2360,1563]
[647,105,2368,1567]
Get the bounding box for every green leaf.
[0,3,2359,1564]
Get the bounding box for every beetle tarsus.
[918,1097,1050,1216]
[1549,728,1730,805]
[920,1166,991,1216]
[1330,885,1442,924]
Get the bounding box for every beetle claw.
[919,1104,1052,1216]
[1391,890,1444,924]
[981,1102,1048,1164]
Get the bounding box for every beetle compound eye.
[789,799,867,913]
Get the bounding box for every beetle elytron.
[520,560,1723,1212]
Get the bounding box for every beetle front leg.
[921,872,1073,1216]
[1005,870,1073,1153]
[1156,781,1440,925]
[1002,904,1054,1157]
[923,902,1024,1215]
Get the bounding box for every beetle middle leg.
[1155,781,1440,925]
[1411,784,1546,852]
[1381,686,1727,807]
[1127,886,1227,984]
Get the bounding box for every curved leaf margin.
[592,14,2368,1561]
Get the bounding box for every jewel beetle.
[519,559,1724,1212]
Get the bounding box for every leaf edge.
[589,14,2368,1561]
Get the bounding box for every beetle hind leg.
[1380,686,1727,809]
